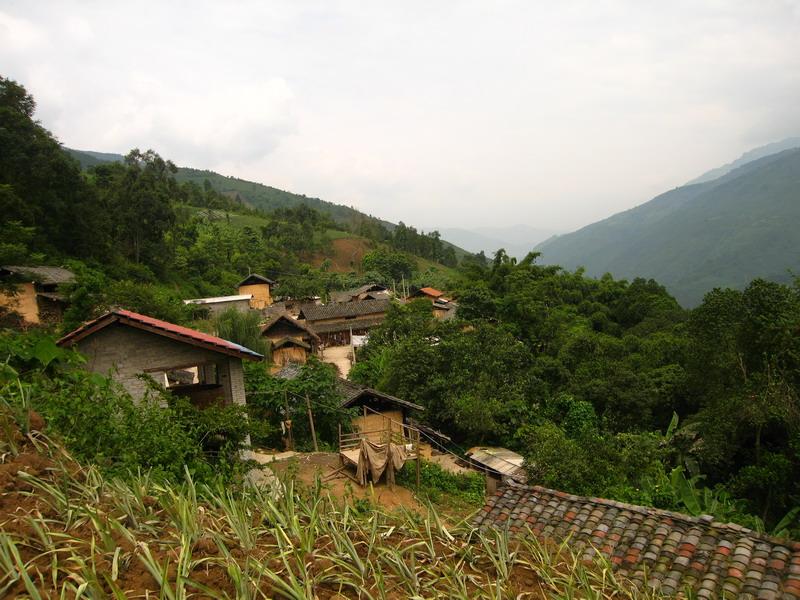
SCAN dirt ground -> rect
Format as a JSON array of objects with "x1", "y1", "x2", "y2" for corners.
[
  {"x1": 320, "y1": 345, "x2": 353, "y2": 377},
  {"x1": 310, "y1": 237, "x2": 374, "y2": 273},
  {"x1": 266, "y1": 452, "x2": 424, "y2": 512}
]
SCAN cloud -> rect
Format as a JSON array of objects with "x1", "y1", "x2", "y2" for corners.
[{"x1": 2, "y1": 1, "x2": 799, "y2": 231}]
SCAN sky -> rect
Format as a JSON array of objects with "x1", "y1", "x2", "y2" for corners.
[{"x1": 2, "y1": 1, "x2": 799, "y2": 232}]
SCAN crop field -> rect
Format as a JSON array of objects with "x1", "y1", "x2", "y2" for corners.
[{"x1": 0, "y1": 412, "x2": 666, "y2": 599}]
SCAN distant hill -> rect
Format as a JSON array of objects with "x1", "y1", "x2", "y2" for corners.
[
  {"x1": 438, "y1": 225, "x2": 559, "y2": 260},
  {"x1": 688, "y1": 137, "x2": 800, "y2": 185},
  {"x1": 64, "y1": 148, "x2": 470, "y2": 260},
  {"x1": 536, "y1": 147, "x2": 800, "y2": 307}
]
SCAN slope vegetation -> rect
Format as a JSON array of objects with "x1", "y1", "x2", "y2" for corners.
[{"x1": 537, "y1": 148, "x2": 800, "y2": 306}]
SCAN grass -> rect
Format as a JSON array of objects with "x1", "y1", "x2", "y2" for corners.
[{"x1": 0, "y1": 408, "x2": 669, "y2": 599}]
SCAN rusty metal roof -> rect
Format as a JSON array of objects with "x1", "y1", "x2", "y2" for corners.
[{"x1": 57, "y1": 309, "x2": 263, "y2": 361}]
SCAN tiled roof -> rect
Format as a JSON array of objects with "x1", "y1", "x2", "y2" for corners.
[
  {"x1": 337, "y1": 379, "x2": 424, "y2": 411},
  {"x1": 310, "y1": 315, "x2": 385, "y2": 334},
  {"x1": 1, "y1": 265, "x2": 76, "y2": 285},
  {"x1": 331, "y1": 284, "x2": 389, "y2": 303},
  {"x1": 298, "y1": 299, "x2": 390, "y2": 321},
  {"x1": 238, "y1": 273, "x2": 276, "y2": 287},
  {"x1": 474, "y1": 483, "x2": 800, "y2": 599},
  {"x1": 57, "y1": 309, "x2": 263, "y2": 361},
  {"x1": 414, "y1": 287, "x2": 444, "y2": 298},
  {"x1": 260, "y1": 312, "x2": 320, "y2": 341}
]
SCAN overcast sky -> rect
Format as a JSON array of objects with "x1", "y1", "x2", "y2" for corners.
[{"x1": 2, "y1": 1, "x2": 799, "y2": 232}]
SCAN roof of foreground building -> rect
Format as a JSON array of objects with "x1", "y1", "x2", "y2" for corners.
[{"x1": 474, "y1": 483, "x2": 800, "y2": 599}]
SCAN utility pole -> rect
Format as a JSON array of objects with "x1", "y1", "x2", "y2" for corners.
[{"x1": 305, "y1": 393, "x2": 319, "y2": 452}]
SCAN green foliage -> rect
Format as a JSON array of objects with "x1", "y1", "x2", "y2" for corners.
[
  {"x1": 244, "y1": 359, "x2": 353, "y2": 450},
  {"x1": 395, "y1": 459, "x2": 485, "y2": 507},
  {"x1": 0, "y1": 331, "x2": 250, "y2": 482},
  {"x1": 361, "y1": 248, "x2": 416, "y2": 282},
  {"x1": 212, "y1": 308, "x2": 268, "y2": 357}
]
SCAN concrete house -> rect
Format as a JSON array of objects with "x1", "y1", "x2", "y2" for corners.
[
  {"x1": 237, "y1": 274, "x2": 276, "y2": 309},
  {"x1": 0, "y1": 265, "x2": 75, "y2": 325},
  {"x1": 57, "y1": 309, "x2": 263, "y2": 407}
]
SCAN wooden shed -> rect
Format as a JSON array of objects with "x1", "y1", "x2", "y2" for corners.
[
  {"x1": 260, "y1": 312, "x2": 320, "y2": 370},
  {"x1": 238, "y1": 274, "x2": 276, "y2": 309},
  {"x1": 57, "y1": 309, "x2": 263, "y2": 408},
  {"x1": 338, "y1": 379, "x2": 423, "y2": 442}
]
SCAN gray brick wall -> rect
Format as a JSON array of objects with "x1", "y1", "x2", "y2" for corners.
[{"x1": 75, "y1": 324, "x2": 245, "y2": 405}]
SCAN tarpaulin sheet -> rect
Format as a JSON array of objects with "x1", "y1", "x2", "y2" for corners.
[{"x1": 356, "y1": 438, "x2": 408, "y2": 486}]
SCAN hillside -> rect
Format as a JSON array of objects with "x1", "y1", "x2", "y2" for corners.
[
  {"x1": 536, "y1": 148, "x2": 800, "y2": 307},
  {"x1": 65, "y1": 148, "x2": 469, "y2": 262}
]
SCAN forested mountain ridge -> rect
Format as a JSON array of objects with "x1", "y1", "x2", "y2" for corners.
[
  {"x1": 536, "y1": 147, "x2": 800, "y2": 307},
  {"x1": 65, "y1": 148, "x2": 470, "y2": 262}
]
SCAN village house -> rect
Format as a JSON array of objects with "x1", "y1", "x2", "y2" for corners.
[
  {"x1": 260, "y1": 312, "x2": 320, "y2": 371},
  {"x1": 330, "y1": 283, "x2": 390, "y2": 303},
  {"x1": 297, "y1": 298, "x2": 390, "y2": 346},
  {"x1": 237, "y1": 274, "x2": 276, "y2": 309},
  {"x1": 57, "y1": 309, "x2": 263, "y2": 407},
  {"x1": 408, "y1": 286, "x2": 457, "y2": 319},
  {"x1": 0, "y1": 265, "x2": 75, "y2": 325}
]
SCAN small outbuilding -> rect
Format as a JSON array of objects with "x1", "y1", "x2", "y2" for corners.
[
  {"x1": 57, "y1": 309, "x2": 263, "y2": 407},
  {"x1": 338, "y1": 379, "x2": 424, "y2": 442},
  {"x1": 0, "y1": 265, "x2": 75, "y2": 325},
  {"x1": 183, "y1": 294, "x2": 253, "y2": 317},
  {"x1": 237, "y1": 274, "x2": 276, "y2": 309},
  {"x1": 260, "y1": 312, "x2": 320, "y2": 370}
]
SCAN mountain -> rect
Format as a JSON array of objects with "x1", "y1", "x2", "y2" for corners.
[
  {"x1": 536, "y1": 147, "x2": 800, "y2": 307},
  {"x1": 437, "y1": 225, "x2": 558, "y2": 259},
  {"x1": 65, "y1": 148, "x2": 469, "y2": 260},
  {"x1": 688, "y1": 137, "x2": 800, "y2": 185}
]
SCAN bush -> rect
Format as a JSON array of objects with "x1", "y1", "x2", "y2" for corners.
[
  {"x1": 396, "y1": 459, "x2": 485, "y2": 507},
  {"x1": 0, "y1": 330, "x2": 251, "y2": 482}
]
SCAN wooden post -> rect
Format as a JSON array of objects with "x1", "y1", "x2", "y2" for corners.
[
  {"x1": 416, "y1": 430, "x2": 421, "y2": 491},
  {"x1": 284, "y1": 390, "x2": 294, "y2": 451},
  {"x1": 306, "y1": 393, "x2": 319, "y2": 453}
]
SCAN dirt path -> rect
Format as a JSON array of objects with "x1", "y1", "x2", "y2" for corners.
[
  {"x1": 320, "y1": 345, "x2": 353, "y2": 377},
  {"x1": 268, "y1": 452, "x2": 423, "y2": 512}
]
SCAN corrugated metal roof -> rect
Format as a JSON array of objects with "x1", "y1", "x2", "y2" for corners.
[
  {"x1": 183, "y1": 294, "x2": 252, "y2": 305},
  {"x1": 298, "y1": 299, "x2": 390, "y2": 322},
  {"x1": 57, "y1": 309, "x2": 263, "y2": 361},
  {"x1": 466, "y1": 447, "x2": 527, "y2": 482}
]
